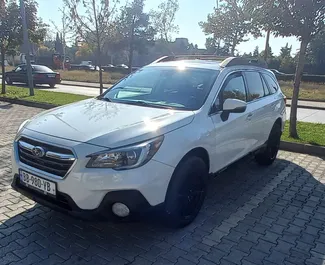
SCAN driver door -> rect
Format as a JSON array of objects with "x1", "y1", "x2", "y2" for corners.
[
  {"x1": 13, "y1": 65, "x2": 27, "y2": 83},
  {"x1": 209, "y1": 71, "x2": 254, "y2": 171}
]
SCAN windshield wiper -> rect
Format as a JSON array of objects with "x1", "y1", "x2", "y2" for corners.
[{"x1": 97, "y1": 97, "x2": 111, "y2": 102}]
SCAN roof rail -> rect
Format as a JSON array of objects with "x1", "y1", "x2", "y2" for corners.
[
  {"x1": 220, "y1": 57, "x2": 268, "y2": 68},
  {"x1": 152, "y1": 55, "x2": 228, "y2": 64},
  {"x1": 151, "y1": 55, "x2": 268, "y2": 68}
]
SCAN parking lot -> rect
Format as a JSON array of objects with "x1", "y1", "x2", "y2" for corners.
[{"x1": 1, "y1": 101, "x2": 325, "y2": 265}]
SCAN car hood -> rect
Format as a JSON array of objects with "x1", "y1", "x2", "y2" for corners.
[{"x1": 25, "y1": 98, "x2": 195, "y2": 148}]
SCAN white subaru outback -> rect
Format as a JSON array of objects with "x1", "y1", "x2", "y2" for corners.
[{"x1": 11, "y1": 56, "x2": 286, "y2": 227}]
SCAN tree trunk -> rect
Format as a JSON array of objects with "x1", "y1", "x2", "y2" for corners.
[
  {"x1": 1, "y1": 42, "x2": 6, "y2": 94},
  {"x1": 231, "y1": 33, "x2": 237, "y2": 56},
  {"x1": 128, "y1": 20, "x2": 135, "y2": 73},
  {"x1": 264, "y1": 29, "x2": 271, "y2": 62},
  {"x1": 97, "y1": 46, "x2": 103, "y2": 94},
  {"x1": 289, "y1": 38, "x2": 309, "y2": 138},
  {"x1": 92, "y1": 0, "x2": 103, "y2": 94}
]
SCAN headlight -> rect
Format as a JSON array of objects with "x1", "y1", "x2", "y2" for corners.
[
  {"x1": 17, "y1": 119, "x2": 30, "y2": 134},
  {"x1": 86, "y1": 136, "x2": 164, "y2": 170}
]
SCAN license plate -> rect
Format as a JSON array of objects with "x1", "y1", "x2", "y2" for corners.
[
  {"x1": 19, "y1": 170, "x2": 56, "y2": 196},
  {"x1": 47, "y1": 74, "x2": 55, "y2": 78}
]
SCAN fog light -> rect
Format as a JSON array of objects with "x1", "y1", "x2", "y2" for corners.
[{"x1": 112, "y1": 203, "x2": 130, "y2": 217}]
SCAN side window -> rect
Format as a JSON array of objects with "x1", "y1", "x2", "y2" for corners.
[
  {"x1": 215, "y1": 72, "x2": 246, "y2": 111},
  {"x1": 262, "y1": 73, "x2": 278, "y2": 94},
  {"x1": 244, "y1": 71, "x2": 265, "y2": 101},
  {"x1": 15, "y1": 66, "x2": 22, "y2": 72},
  {"x1": 261, "y1": 73, "x2": 270, "y2": 96}
]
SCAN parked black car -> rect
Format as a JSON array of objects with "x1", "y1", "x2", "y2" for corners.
[{"x1": 5, "y1": 64, "x2": 61, "y2": 88}]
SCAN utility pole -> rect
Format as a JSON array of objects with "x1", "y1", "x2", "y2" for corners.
[
  {"x1": 216, "y1": 0, "x2": 221, "y2": 55},
  {"x1": 20, "y1": 0, "x2": 34, "y2": 96}
]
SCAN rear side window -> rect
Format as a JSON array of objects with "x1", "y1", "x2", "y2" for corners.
[
  {"x1": 261, "y1": 74, "x2": 270, "y2": 96},
  {"x1": 33, "y1": 65, "x2": 53, "y2": 72},
  {"x1": 244, "y1": 72, "x2": 265, "y2": 101},
  {"x1": 262, "y1": 73, "x2": 278, "y2": 94}
]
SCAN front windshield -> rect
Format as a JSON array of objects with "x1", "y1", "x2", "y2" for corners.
[{"x1": 101, "y1": 66, "x2": 219, "y2": 110}]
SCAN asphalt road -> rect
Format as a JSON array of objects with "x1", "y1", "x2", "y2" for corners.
[{"x1": 2, "y1": 80, "x2": 325, "y2": 124}]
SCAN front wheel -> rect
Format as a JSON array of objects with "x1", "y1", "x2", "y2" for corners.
[
  {"x1": 255, "y1": 122, "x2": 282, "y2": 166},
  {"x1": 5, "y1": 77, "x2": 12, "y2": 85},
  {"x1": 164, "y1": 156, "x2": 208, "y2": 228}
]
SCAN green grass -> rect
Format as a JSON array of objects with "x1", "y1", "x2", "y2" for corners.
[
  {"x1": 279, "y1": 81, "x2": 325, "y2": 101},
  {"x1": 59, "y1": 70, "x2": 125, "y2": 84},
  {"x1": 282, "y1": 121, "x2": 325, "y2": 146},
  {"x1": 1, "y1": 86, "x2": 91, "y2": 106}
]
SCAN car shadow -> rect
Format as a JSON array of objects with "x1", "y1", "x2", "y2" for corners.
[{"x1": 1, "y1": 152, "x2": 325, "y2": 264}]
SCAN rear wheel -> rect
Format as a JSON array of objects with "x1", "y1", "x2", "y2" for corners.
[
  {"x1": 164, "y1": 156, "x2": 208, "y2": 228},
  {"x1": 49, "y1": 83, "x2": 56, "y2": 88},
  {"x1": 5, "y1": 76, "x2": 12, "y2": 85},
  {"x1": 255, "y1": 122, "x2": 282, "y2": 166}
]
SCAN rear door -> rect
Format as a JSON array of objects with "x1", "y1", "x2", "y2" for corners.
[{"x1": 243, "y1": 71, "x2": 274, "y2": 149}]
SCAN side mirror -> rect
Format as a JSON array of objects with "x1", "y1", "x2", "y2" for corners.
[{"x1": 223, "y1": 98, "x2": 247, "y2": 113}]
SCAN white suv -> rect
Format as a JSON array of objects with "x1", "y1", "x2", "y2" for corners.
[{"x1": 11, "y1": 56, "x2": 286, "y2": 227}]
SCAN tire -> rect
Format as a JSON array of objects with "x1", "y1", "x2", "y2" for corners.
[
  {"x1": 5, "y1": 76, "x2": 12, "y2": 85},
  {"x1": 49, "y1": 83, "x2": 56, "y2": 88},
  {"x1": 255, "y1": 122, "x2": 282, "y2": 166},
  {"x1": 164, "y1": 156, "x2": 208, "y2": 228}
]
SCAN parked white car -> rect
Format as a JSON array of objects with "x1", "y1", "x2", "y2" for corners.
[{"x1": 11, "y1": 56, "x2": 286, "y2": 227}]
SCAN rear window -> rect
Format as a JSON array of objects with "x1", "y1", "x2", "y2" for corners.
[
  {"x1": 262, "y1": 73, "x2": 278, "y2": 94},
  {"x1": 33, "y1": 65, "x2": 53, "y2": 72}
]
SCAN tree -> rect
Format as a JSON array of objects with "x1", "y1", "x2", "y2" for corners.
[
  {"x1": 259, "y1": 46, "x2": 273, "y2": 61},
  {"x1": 117, "y1": 0, "x2": 155, "y2": 71},
  {"x1": 305, "y1": 31, "x2": 325, "y2": 74},
  {"x1": 0, "y1": 0, "x2": 46, "y2": 94},
  {"x1": 279, "y1": 43, "x2": 292, "y2": 58},
  {"x1": 200, "y1": 0, "x2": 261, "y2": 56},
  {"x1": 255, "y1": 0, "x2": 325, "y2": 138},
  {"x1": 151, "y1": 0, "x2": 179, "y2": 42},
  {"x1": 247, "y1": 0, "x2": 277, "y2": 62},
  {"x1": 64, "y1": 0, "x2": 119, "y2": 94},
  {"x1": 253, "y1": 46, "x2": 259, "y2": 57},
  {"x1": 50, "y1": 7, "x2": 73, "y2": 70}
]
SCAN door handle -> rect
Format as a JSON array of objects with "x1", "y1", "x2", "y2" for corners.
[{"x1": 246, "y1": 113, "x2": 253, "y2": 121}]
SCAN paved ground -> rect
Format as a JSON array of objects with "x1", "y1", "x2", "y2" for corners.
[{"x1": 1, "y1": 101, "x2": 325, "y2": 264}]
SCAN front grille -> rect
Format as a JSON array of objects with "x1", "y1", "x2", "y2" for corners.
[{"x1": 18, "y1": 137, "x2": 75, "y2": 178}]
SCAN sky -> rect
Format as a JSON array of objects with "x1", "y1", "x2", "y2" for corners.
[{"x1": 37, "y1": 0, "x2": 300, "y2": 56}]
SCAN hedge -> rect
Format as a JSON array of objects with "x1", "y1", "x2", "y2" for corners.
[{"x1": 275, "y1": 73, "x2": 325, "y2": 83}]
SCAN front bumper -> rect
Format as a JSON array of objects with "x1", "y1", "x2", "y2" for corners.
[
  {"x1": 11, "y1": 131, "x2": 175, "y2": 215},
  {"x1": 11, "y1": 174, "x2": 161, "y2": 220}
]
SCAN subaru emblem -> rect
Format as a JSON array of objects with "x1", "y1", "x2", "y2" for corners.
[{"x1": 32, "y1": 146, "x2": 45, "y2": 158}]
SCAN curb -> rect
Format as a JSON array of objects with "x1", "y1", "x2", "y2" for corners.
[
  {"x1": 286, "y1": 98, "x2": 325, "y2": 103},
  {"x1": 286, "y1": 104, "x2": 325, "y2": 111},
  {"x1": 0, "y1": 97, "x2": 57, "y2": 110},
  {"x1": 280, "y1": 141, "x2": 325, "y2": 157}
]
